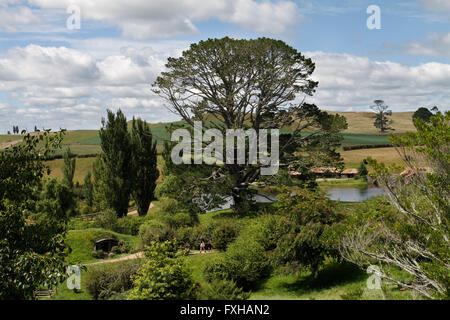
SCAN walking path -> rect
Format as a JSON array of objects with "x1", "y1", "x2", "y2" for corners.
[{"x1": 84, "y1": 249, "x2": 217, "y2": 266}]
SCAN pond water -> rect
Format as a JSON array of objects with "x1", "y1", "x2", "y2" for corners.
[
  {"x1": 205, "y1": 187, "x2": 386, "y2": 212},
  {"x1": 325, "y1": 187, "x2": 386, "y2": 202}
]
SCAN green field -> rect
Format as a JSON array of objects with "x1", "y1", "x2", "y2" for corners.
[
  {"x1": 3, "y1": 112, "x2": 411, "y2": 181},
  {"x1": 0, "y1": 134, "x2": 22, "y2": 143}
]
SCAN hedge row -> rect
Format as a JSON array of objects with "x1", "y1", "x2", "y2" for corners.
[
  {"x1": 343, "y1": 144, "x2": 393, "y2": 151},
  {"x1": 44, "y1": 153, "x2": 98, "y2": 160}
]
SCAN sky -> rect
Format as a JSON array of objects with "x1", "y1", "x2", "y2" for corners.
[{"x1": 0, "y1": 0, "x2": 449, "y2": 132}]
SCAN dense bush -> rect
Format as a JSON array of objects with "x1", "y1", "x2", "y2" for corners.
[
  {"x1": 199, "y1": 279, "x2": 250, "y2": 300},
  {"x1": 272, "y1": 189, "x2": 341, "y2": 277},
  {"x1": 113, "y1": 216, "x2": 144, "y2": 235},
  {"x1": 128, "y1": 241, "x2": 197, "y2": 300},
  {"x1": 157, "y1": 211, "x2": 197, "y2": 229},
  {"x1": 139, "y1": 220, "x2": 174, "y2": 246},
  {"x1": 204, "y1": 236, "x2": 271, "y2": 290},
  {"x1": 93, "y1": 210, "x2": 145, "y2": 235},
  {"x1": 158, "y1": 197, "x2": 179, "y2": 215},
  {"x1": 211, "y1": 219, "x2": 240, "y2": 251},
  {"x1": 85, "y1": 260, "x2": 142, "y2": 300}
]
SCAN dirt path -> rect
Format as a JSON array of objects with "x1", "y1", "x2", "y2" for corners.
[
  {"x1": 0, "y1": 139, "x2": 22, "y2": 149},
  {"x1": 127, "y1": 202, "x2": 155, "y2": 216},
  {"x1": 84, "y1": 252, "x2": 145, "y2": 266},
  {"x1": 84, "y1": 249, "x2": 217, "y2": 266}
]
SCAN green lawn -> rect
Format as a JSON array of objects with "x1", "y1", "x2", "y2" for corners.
[
  {"x1": 65, "y1": 228, "x2": 139, "y2": 264},
  {"x1": 317, "y1": 178, "x2": 369, "y2": 189},
  {"x1": 251, "y1": 261, "x2": 413, "y2": 300}
]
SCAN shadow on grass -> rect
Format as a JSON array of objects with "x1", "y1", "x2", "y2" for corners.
[{"x1": 278, "y1": 262, "x2": 366, "y2": 295}]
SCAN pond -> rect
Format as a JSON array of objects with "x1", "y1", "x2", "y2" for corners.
[
  {"x1": 325, "y1": 187, "x2": 386, "y2": 202},
  {"x1": 205, "y1": 187, "x2": 386, "y2": 212}
]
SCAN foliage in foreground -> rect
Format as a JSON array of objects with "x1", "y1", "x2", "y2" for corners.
[
  {"x1": 128, "y1": 241, "x2": 197, "y2": 300},
  {"x1": 0, "y1": 130, "x2": 68, "y2": 299},
  {"x1": 85, "y1": 260, "x2": 142, "y2": 300},
  {"x1": 338, "y1": 111, "x2": 449, "y2": 299}
]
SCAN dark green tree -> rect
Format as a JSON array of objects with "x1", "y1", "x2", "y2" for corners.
[
  {"x1": 153, "y1": 37, "x2": 347, "y2": 214},
  {"x1": 412, "y1": 107, "x2": 433, "y2": 123},
  {"x1": 83, "y1": 171, "x2": 94, "y2": 207},
  {"x1": 358, "y1": 160, "x2": 368, "y2": 180},
  {"x1": 98, "y1": 109, "x2": 133, "y2": 217},
  {"x1": 371, "y1": 100, "x2": 394, "y2": 132},
  {"x1": 62, "y1": 147, "x2": 76, "y2": 188},
  {"x1": 0, "y1": 130, "x2": 68, "y2": 299},
  {"x1": 130, "y1": 118, "x2": 159, "y2": 216}
]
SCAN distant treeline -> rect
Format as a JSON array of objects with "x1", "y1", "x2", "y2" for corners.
[
  {"x1": 44, "y1": 153, "x2": 98, "y2": 161},
  {"x1": 343, "y1": 143, "x2": 393, "y2": 151}
]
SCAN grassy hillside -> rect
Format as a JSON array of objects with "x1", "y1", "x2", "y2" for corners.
[
  {"x1": 328, "y1": 111, "x2": 415, "y2": 134},
  {"x1": 3, "y1": 112, "x2": 413, "y2": 180}
]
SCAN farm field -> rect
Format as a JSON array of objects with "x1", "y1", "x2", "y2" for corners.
[
  {"x1": 341, "y1": 147, "x2": 403, "y2": 168},
  {"x1": 328, "y1": 111, "x2": 415, "y2": 134},
  {"x1": 4, "y1": 113, "x2": 410, "y2": 181},
  {"x1": 45, "y1": 157, "x2": 96, "y2": 183}
]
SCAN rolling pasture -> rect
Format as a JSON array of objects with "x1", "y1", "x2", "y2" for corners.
[{"x1": 1, "y1": 112, "x2": 413, "y2": 181}]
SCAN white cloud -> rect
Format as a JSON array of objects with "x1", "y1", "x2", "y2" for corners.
[
  {"x1": 19, "y1": 0, "x2": 301, "y2": 39},
  {"x1": 305, "y1": 51, "x2": 450, "y2": 111},
  {"x1": 0, "y1": 44, "x2": 180, "y2": 130},
  {"x1": 1, "y1": 44, "x2": 449, "y2": 132},
  {"x1": 395, "y1": 32, "x2": 450, "y2": 58}
]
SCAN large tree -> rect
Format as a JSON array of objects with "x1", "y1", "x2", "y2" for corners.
[
  {"x1": 412, "y1": 107, "x2": 433, "y2": 123},
  {"x1": 97, "y1": 109, "x2": 133, "y2": 217},
  {"x1": 130, "y1": 118, "x2": 159, "y2": 216},
  {"x1": 371, "y1": 100, "x2": 394, "y2": 133},
  {"x1": 153, "y1": 37, "x2": 347, "y2": 213}
]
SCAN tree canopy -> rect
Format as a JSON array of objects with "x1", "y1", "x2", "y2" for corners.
[{"x1": 153, "y1": 37, "x2": 347, "y2": 213}]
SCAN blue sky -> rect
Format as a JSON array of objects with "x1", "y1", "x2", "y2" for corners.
[{"x1": 0, "y1": 0, "x2": 449, "y2": 131}]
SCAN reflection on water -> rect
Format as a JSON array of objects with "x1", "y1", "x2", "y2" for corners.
[{"x1": 326, "y1": 187, "x2": 386, "y2": 202}]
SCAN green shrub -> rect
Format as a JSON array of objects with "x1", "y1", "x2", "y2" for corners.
[
  {"x1": 94, "y1": 210, "x2": 117, "y2": 231},
  {"x1": 173, "y1": 224, "x2": 211, "y2": 249},
  {"x1": 128, "y1": 241, "x2": 197, "y2": 300},
  {"x1": 199, "y1": 279, "x2": 250, "y2": 300},
  {"x1": 204, "y1": 236, "x2": 270, "y2": 290},
  {"x1": 139, "y1": 220, "x2": 174, "y2": 246},
  {"x1": 114, "y1": 216, "x2": 144, "y2": 235},
  {"x1": 85, "y1": 260, "x2": 142, "y2": 300},
  {"x1": 158, "y1": 196, "x2": 179, "y2": 215},
  {"x1": 211, "y1": 219, "x2": 240, "y2": 251},
  {"x1": 272, "y1": 189, "x2": 341, "y2": 277},
  {"x1": 158, "y1": 211, "x2": 197, "y2": 229}
]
